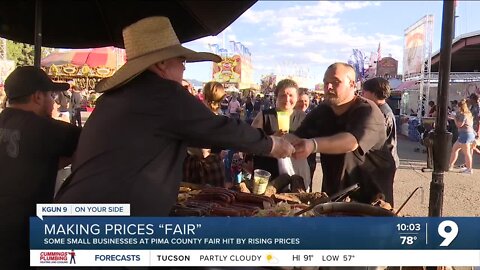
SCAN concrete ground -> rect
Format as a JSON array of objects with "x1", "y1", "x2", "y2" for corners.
[{"x1": 311, "y1": 135, "x2": 480, "y2": 217}]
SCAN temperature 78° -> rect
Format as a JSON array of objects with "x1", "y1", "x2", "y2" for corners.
[{"x1": 400, "y1": 235, "x2": 418, "y2": 245}]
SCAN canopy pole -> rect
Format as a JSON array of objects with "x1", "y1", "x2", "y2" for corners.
[
  {"x1": 428, "y1": 0, "x2": 455, "y2": 217},
  {"x1": 34, "y1": 0, "x2": 42, "y2": 68}
]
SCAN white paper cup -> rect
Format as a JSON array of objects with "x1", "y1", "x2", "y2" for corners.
[{"x1": 252, "y1": 169, "x2": 271, "y2": 194}]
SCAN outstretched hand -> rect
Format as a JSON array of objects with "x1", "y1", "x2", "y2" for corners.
[
  {"x1": 292, "y1": 139, "x2": 315, "y2": 159},
  {"x1": 269, "y1": 135, "x2": 295, "y2": 158}
]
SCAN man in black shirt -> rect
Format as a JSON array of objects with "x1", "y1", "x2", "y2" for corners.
[
  {"x1": 0, "y1": 66, "x2": 81, "y2": 269},
  {"x1": 55, "y1": 16, "x2": 294, "y2": 216},
  {"x1": 292, "y1": 62, "x2": 393, "y2": 205},
  {"x1": 362, "y1": 77, "x2": 399, "y2": 204}
]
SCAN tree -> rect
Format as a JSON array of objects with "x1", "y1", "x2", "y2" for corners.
[
  {"x1": 260, "y1": 73, "x2": 276, "y2": 93},
  {"x1": 7, "y1": 41, "x2": 34, "y2": 66},
  {"x1": 6, "y1": 40, "x2": 56, "y2": 67}
]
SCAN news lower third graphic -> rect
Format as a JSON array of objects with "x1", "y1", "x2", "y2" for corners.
[{"x1": 30, "y1": 204, "x2": 480, "y2": 267}]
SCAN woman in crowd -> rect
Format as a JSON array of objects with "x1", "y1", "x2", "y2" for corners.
[
  {"x1": 295, "y1": 88, "x2": 312, "y2": 113},
  {"x1": 227, "y1": 95, "x2": 241, "y2": 119},
  {"x1": 251, "y1": 79, "x2": 310, "y2": 189},
  {"x1": 183, "y1": 81, "x2": 228, "y2": 186},
  {"x1": 449, "y1": 99, "x2": 476, "y2": 174},
  {"x1": 427, "y1": 100, "x2": 437, "y2": 117}
]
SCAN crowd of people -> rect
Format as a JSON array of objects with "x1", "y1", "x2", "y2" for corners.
[
  {"x1": 177, "y1": 79, "x2": 325, "y2": 189},
  {"x1": 422, "y1": 95, "x2": 480, "y2": 174},
  {"x1": 180, "y1": 79, "x2": 322, "y2": 126},
  {"x1": 0, "y1": 15, "x2": 479, "y2": 269}
]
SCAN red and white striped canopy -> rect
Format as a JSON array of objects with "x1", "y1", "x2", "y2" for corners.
[{"x1": 41, "y1": 46, "x2": 125, "y2": 69}]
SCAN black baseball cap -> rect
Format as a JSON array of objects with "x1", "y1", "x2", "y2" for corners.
[{"x1": 4, "y1": 66, "x2": 70, "y2": 99}]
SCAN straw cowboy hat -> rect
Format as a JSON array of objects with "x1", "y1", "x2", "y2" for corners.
[{"x1": 96, "y1": 16, "x2": 221, "y2": 93}]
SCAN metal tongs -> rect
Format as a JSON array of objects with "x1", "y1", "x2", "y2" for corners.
[{"x1": 294, "y1": 183, "x2": 360, "y2": 216}]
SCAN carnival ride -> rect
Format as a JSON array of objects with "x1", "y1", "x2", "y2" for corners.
[{"x1": 41, "y1": 46, "x2": 125, "y2": 90}]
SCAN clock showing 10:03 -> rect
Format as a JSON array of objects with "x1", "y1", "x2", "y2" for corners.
[{"x1": 396, "y1": 223, "x2": 421, "y2": 232}]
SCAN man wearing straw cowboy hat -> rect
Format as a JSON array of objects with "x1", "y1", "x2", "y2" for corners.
[{"x1": 55, "y1": 16, "x2": 295, "y2": 215}]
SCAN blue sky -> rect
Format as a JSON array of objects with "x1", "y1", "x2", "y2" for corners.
[{"x1": 183, "y1": 0, "x2": 480, "y2": 88}]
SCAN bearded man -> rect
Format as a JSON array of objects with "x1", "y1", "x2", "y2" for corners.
[{"x1": 291, "y1": 62, "x2": 394, "y2": 205}]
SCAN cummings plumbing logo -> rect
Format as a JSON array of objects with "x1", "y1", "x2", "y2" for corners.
[
  {"x1": 39, "y1": 251, "x2": 68, "y2": 264},
  {"x1": 39, "y1": 250, "x2": 76, "y2": 264}
]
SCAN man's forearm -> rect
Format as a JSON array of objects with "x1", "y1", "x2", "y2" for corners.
[{"x1": 314, "y1": 132, "x2": 358, "y2": 154}]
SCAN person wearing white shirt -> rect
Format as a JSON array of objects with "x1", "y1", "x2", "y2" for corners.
[{"x1": 228, "y1": 95, "x2": 241, "y2": 119}]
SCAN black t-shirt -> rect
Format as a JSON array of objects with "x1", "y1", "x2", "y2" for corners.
[
  {"x1": 295, "y1": 97, "x2": 395, "y2": 204},
  {"x1": 379, "y1": 103, "x2": 399, "y2": 169},
  {"x1": 55, "y1": 71, "x2": 273, "y2": 216},
  {"x1": 0, "y1": 108, "x2": 80, "y2": 268}
]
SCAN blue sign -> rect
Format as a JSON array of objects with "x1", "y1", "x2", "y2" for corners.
[{"x1": 30, "y1": 217, "x2": 480, "y2": 250}]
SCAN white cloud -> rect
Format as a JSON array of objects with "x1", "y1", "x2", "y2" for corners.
[
  {"x1": 186, "y1": 1, "x2": 402, "y2": 87},
  {"x1": 195, "y1": 36, "x2": 220, "y2": 46},
  {"x1": 270, "y1": 15, "x2": 403, "y2": 59},
  {"x1": 302, "y1": 52, "x2": 337, "y2": 65},
  {"x1": 242, "y1": 41, "x2": 254, "y2": 47},
  {"x1": 227, "y1": 35, "x2": 237, "y2": 42},
  {"x1": 253, "y1": 54, "x2": 276, "y2": 62},
  {"x1": 238, "y1": 1, "x2": 385, "y2": 49},
  {"x1": 253, "y1": 63, "x2": 273, "y2": 72},
  {"x1": 241, "y1": 9, "x2": 276, "y2": 24},
  {"x1": 344, "y1": 1, "x2": 377, "y2": 10},
  {"x1": 302, "y1": 1, "x2": 346, "y2": 17},
  {"x1": 283, "y1": 53, "x2": 297, "y2": 58},
  {"x1": 244, "y1": 1, "x2": 379, "y2": 24}
]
